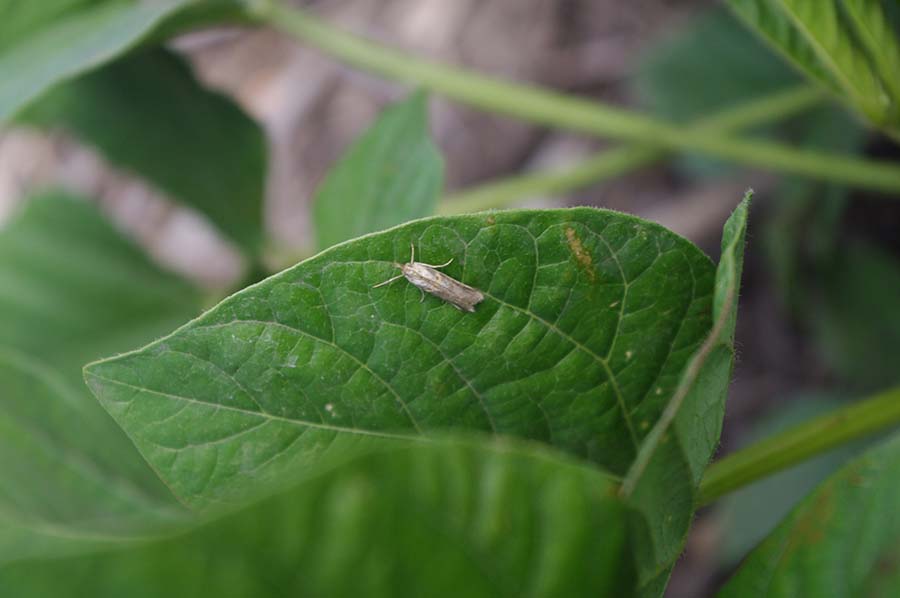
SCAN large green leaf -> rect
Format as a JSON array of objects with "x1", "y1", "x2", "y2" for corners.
[
  {"x1": 313, "y1": 92, "x2": 443, "y2": 251},
  {"x1": 0, "y1": 349, "x2": 184, "y2": 565},
  {"x1": 716, "y1": 395, "x2": 866, "y2": 566},
  {"x1": 0, "y1": 0, "x2": 237, "y2": 121},
  {"x1": 85, "y1": 208, "x2": 717, "y2": 508},
  {"x1": 0, "y1": 437, "x2": 635, "y2": 597},
  {"x1": 20, "y1": 48, "x2": 267, "y2": 255},
  {"x1": 0, "y1": 194, "x2": 203, "y2": 560},
  {"x1": 720, "y1": 431, "x2": 900, "y2": 597},
  {"x1": 621, "y1": 195, "x2": 749, "y2": 593},
  {"x1": 727, "y1": 0, "x2": 892, "y2": 127},
  {"x1": 0, "y1": 194, "x2": 202, "y2": 382}
]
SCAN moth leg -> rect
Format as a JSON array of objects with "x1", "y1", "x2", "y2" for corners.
[
  {"x1": 409, "y1": 242, "x2": 416, "y2": 264},
  {"x1": 419, "y1": 288, "x2": 426, "y2": 302},
  {"x1": 423, "y1": 258, "x2": 453, "y2": 269},
  {"x1": 373, "y1": 274, "x2": 404, "y2": 288}
]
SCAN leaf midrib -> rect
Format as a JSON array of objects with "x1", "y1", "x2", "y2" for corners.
[{"x1": 84, "y1": 371, "x2": 417, "y2": 442}]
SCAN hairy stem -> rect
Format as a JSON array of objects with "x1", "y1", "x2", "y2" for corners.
[
  {"x1": 247, "y1": 1, "x2": 900, "y2": 193},
  {"x1": 440, "y1": 86, "x2": 825, "y2": 213},
  {"x1": 698, "y1": 386, "x2": 900, "y2": 505}
]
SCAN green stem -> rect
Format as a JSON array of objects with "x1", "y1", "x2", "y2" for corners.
[
  {"x1": 247, "y1": 1, "x2": 900, "y2": 194},
  {"x1": 440, "y1": 86, "x2": 826, "y2": 213},
  {"x1": 440, "y1": 146, "x2": 659, "y2": 214},
  {"x1": 698, "y1": 386, "x2": 900, "y2": 506}
]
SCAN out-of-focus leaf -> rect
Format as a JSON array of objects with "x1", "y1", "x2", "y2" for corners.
[
  {"x1": 637, "y1": 8, "x2": 798, "y2": 123},
  {"x1": 0, "y1": 0, "x2": 241, "y2": 121},
  {"x1": 716, "y1": 395, "x2": 867, "y2": 565},
  {"x1": 0, "y1": 194, "x2": 203, "y2": 560},
  {"x1": 621, "y1": 195, "x2": 749, "y2": 592},
  {"x1": 20, "y1": 48, "x2": 267, "y2": 255},
  {"x1": 720, "y1": 431, "x2": 900, "y2": 597},
  {"x1": 85, "y1": 207, "x2": 718, "y2": 508},
  {"x1": 635, "y1": 8, "x2": 801, "y2": 177},
  {"x1": 0, "y1": 194, "x2": 202, "y2": 382},
  {"x1": 0, "y1": 349, "x2": 184, "y2": 565},
  {"x1": 0, "y1": 437, "x2": 635, "y2": 598},
  {"x1": 763, "y1": 104, "x2": 866, "y2": 310},
  {"x1": 841, "y1": 0, "x2": 900, "y2": 112},
  {"x1": 813, "y1": 241, "x2": 900, "y2": 390},
  {"x1": 727, "y1": 0, "x2": 892, "y2": 128},
  {"x1": 313, "y1": 92, "x2": 443, "y2": 250}
]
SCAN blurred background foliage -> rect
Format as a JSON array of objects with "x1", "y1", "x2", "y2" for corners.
[{"x1": 1, "y1": 0, "x2": 899, "y2": 595}]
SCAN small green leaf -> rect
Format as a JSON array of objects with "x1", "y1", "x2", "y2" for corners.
[
  {"x1": 0, "y1": 349, "x2": 184, "y2": 565},
  {"x1": 720, "y1": 431, "x2": 900, "y2": 597},
  {"x1": 0, "y1": 437, "x2": 635, "y2": 597},
  {"x1": 313, "y1": 92, "x2": 444, "y2": 250},
  {"x1": 19, "y1": 48, "x2": 267, "y2": 255},
  {"x1": 0, "y1": 0, "x2": 229, "y2": 121},
  {"x1": 0, "y1": 194, "x2": 202, "y2": 383},
  {"x1": 85, "y1": 208, "x2": 716, "y2": 508},
  {"x1": 727, "y1": 0, "x2": 891, "y2": 126},
  {"x1": 621, "y1": 195, "x2": 749, "y2": 591}
]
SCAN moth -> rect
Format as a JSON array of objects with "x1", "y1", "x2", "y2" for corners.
[{"x1": 373, "y1": 243, "x2": 485, "y2": 312}]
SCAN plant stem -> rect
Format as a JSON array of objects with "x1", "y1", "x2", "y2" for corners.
[
  {"x1": 698, "y1": 386, "x2": 900, "y2": 505},
  {"x1": 440, "y1": 86, "x2": 826, "y2": 213},
  {"x1": 247, "y1": 1, "x2": 900, "y2": 194},
  {"x1": 440, "y1": 146, "x2": 659, "y2": 214}
]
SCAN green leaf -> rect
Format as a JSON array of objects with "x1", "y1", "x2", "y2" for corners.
[
  {"x1": 841, "y1": 0, "x2": 900, "y2": 116},
  {"x1": 0, "y1": 194, "x2": 202, "y2": 383},
  {"x1": 636, "y1": 7, "x2": 801, "y2": 177},
  {"x1": 637, "y1": 8, "x2": 799, "y2": 124},
  {"x1": 727, "y1": 0, "x2": 891, "y2": 126},
  {"x1": 0, "y1": 348, "x2": 184, "y2": 565},
  {"x1": 720, "y1": 431, "x2": 900, "y2": 597},
  {"x1": 726, "y1": 0, "x2": 838, "y2": 91},
  {"x1": 84, "y1": 208, "x2": 717, "y2": 508},
  {"x1": 621, "y1": 195, "x2": 749, "y2": 592},
  {"x1": 19, "y1": 48, "x2": 267, "y2": 255},
  {"x1": 763, "y1": 103, "x2": 866, "y2": 310},
  {"x1": 813, "y1": 241, "x2": 900, "y2": 390},
  {"x1": 313, "y1": 92, "x2": 443, "y2": 251},
  {"x1": 0, "y1": 0, "x2": 226, "y2": 121},
  {"x1": 0, "y1": 437, "x2": 636, "y2": 597},
  {"x1": 716, "y1": 394, "x2": 867, "y2": 566},
  {"x1": 0, "y1": 194, "x2": 203, "y2": 559}
]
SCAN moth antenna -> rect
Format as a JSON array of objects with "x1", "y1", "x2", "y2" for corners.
[
  {"x1": 373, "y1": 274, "x2": 404, "y2": 288},
  {"x1": 433, "y1": 258, "x2": 453, "y2": 269}
]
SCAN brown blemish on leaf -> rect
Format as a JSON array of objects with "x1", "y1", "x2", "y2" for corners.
[
  {"x1": 786, "y1": 484, "x2": 835, "y2": 556},
  {"x1": 485, "y1": 215, "x2": 496, "y2": 226},
  {"x1": 565, "y1": 227, "x2": 596, "y2": 282},
  {"x1": 876, "y1": 547, "x2": 900, "y2": 575}
]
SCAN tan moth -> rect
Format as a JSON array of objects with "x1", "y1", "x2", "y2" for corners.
[{"x1": 373, "y1": 243, "x2": 485, "y2": 312}]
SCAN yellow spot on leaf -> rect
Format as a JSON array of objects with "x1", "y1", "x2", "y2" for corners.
[{"x1": 565, "y1": 227, "x2": 596, "y2": 282}]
